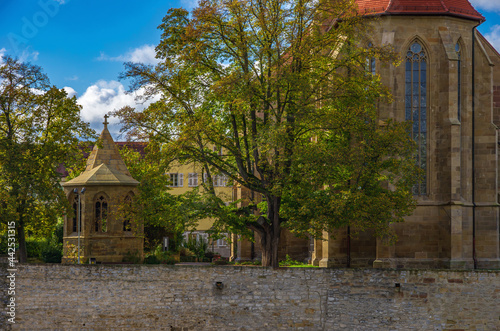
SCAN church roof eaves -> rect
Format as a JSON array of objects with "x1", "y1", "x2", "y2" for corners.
[
  {"x1": 356, "y1": 0, "x2": 485, "y2": 22},
  {"x1": 62, "y1": 163, "x2": 139, "y2": 187}
]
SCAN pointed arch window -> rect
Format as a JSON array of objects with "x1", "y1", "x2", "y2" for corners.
[
  {"x1": 94, "y1": 195, "x2": 108, "y2": 232},
  {"x1": 72, "y1": 194, "x2": 81, "y2": 233},
  {"x1": 123, "y1": 195, "x2": 132, "y2": 231},
  {"x1": 405, "y1": 41, "x2": 427, "y2": 195}
]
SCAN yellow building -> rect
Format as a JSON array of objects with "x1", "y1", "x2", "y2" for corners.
[{"x1": 167, "y1": 155, "x2": 234, "y2": 257}]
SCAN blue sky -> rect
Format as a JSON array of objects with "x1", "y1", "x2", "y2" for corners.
[{"x1": 1, "y1": 0, "x2": 499, "y2": 139}]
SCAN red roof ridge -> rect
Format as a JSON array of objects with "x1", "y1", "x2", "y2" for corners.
[
  {"x1": 439, "y1": 0, "x2": 448, "y2": 12},
  {"x1": 356, "y1": 0, "x2": 485, "y2": 22},
  {"x1": 386, "y1": 0, "x2": 394, "y2": 12}
]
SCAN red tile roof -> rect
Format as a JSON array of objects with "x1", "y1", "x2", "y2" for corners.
[{"x1": 356, "y1": 0, "x2": 484, "y2": 21}]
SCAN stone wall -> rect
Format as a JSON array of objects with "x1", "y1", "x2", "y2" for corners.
[{"x1": 1, "y1": 264, "x2": 499, "y2": 330}]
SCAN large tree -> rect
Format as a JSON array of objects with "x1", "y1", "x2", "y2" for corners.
[
  {"x1": 0, "y1": 56, "x2": 95, "y2": 262},
  {"x1": 114, "y1": 0, "x2": 419, "y2": 267},
  {"x1": 117, "y1": 142, "x2": 207, "y2": 251}
]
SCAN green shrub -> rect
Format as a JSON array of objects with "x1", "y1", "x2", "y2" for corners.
[
  {"x1": 179, "y1": 247, "x2": 195, "y2": 257},
  {"x1": 144, "y1": 245, "x2": 176, "y2": 265},
  {"x1": 160, "y1": 254, "x2": 176, "y2": 265},
  {"x1": 40, "y1": 244, "x2": 62, "y2": 263},
  {"x1": 279, "y1": 254, "x2": 303, "y2": 267},
  {"x1": 182, "y1": 236, "x2": 208, "y2": 259},
  {"x1": 0, "y1": 232, "x2": 8, "y2": 255},
  {"x1": 52, "y1": 220, "x2": 64, "y2": 245},
  {"x1": 26, "y1": 237, "x2": 46, "y2": 258},
  {"x1": 144, "y1": 255, "x2": 160, "y2": 264}
]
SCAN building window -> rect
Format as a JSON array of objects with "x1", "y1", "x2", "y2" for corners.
[
  {"x1": 366, "y1": 42, "x2": 376, "y2": 75},
  {"x1": 202, "y1": 172, "x2": 228, "y2": 187},
  {"x1": 168, "y1": 173, "x2": 184, "y2": 187},
  {"x1": 72, "y1": 194, "x2": 80, "y2": 233},
  {"x1": 123, "y1": 195, "x2": 132, "y2": 231},
  {"x1": 456, "y1": 42, "x2": 461, "y2": 121},
  {"x1": 95, "y1": 195, "x2": 108, "y2": 232},
  {"x1": 188, "y1": 173, "x2": 198, "y2": 187},
  {"x1": 405, "y1": 41, "x2": 427, "y2": 195},
  {"x1": 213, "y1": 174, "x2": 228, "y2": 187}
]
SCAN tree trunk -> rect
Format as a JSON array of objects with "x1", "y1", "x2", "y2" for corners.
[
  {"x1": 18, "y1": 220, "x2": 27, "y2": 263},
  {"x1": 259, "y1": 196, "x2": 282, "y2": 268},
  {"x1": 260, "y1": 230, "x2": 273, "y2": 267}
]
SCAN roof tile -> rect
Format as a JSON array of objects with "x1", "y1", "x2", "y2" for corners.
[{"x1": 356, "y1": 0, "x2": 484, "y2": 21}]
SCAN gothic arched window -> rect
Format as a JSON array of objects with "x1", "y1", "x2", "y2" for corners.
[
  {"x1": 405, "y1": 41, "x2": 427, "y2": 195},
  {"x1": 94, "y1": 195, "x2": 108, "y2": 232},
  {"x1": 123, "y1": 195, "x2": 132, "y2": 231},
  {"x1": 72, "y1": 194, "x2": 78, "y2": 233}
]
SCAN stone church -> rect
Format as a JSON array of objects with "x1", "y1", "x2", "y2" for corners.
[
  {"x1": 233, "y1": 0, "x2": 500, "y2": 269},
  {"x1": 62, "y1": 116, "x2": 143, "y2": 263}
]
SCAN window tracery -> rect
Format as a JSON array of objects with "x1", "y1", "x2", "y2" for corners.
[
  {"x1": 123, "y1": 195, "x2": 132, "y2": 232},
  {"x1": 405, "y1": 41, "x2": 427, "y2": 195},
  {"x1": 94, "y1": 195, "x2": 108, "y2": 232}
]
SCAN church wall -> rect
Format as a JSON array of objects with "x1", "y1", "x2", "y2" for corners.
[
  {"x1": 4, "y1": 264, "x2": 500, "y2": 330},
  {"x1": 356, "y1": 15, "x2": 500, "y2": 269}
]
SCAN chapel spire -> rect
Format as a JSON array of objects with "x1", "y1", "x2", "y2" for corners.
[{"x1": 84, "y1": 114, "x2": 132, "y2": 177}]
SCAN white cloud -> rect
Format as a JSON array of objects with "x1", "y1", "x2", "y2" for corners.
[
  {"x1": 76, "y1": 80, "x2": 160, "y2": 134},
  {"x1": 0, "y1": 48, "x2": 6, "y2": 62},
  {"x1": 484, "y1": 25, "x2": 500, "y2": 53},
  {"x1": 63, "y1": 86, "x2": 77, "y2": 98},
  {"x1": 470, "y1": 0, "x2": 500, "y2": 13},
  {"x1": 97, "y1": 44, "x2": 158, "y2": 65},
  {"x1": 65, "y1": 75, "x2": 78, "y2": 81},
  {"x1": 0, "y1": 48, "x2": 39, "y2": 63},
  {"x1": 18, "y1": 50, "x2": 40, "y2": 62},
  {"x1": 180, "y1": 0, "x2": 198, "y2": 10}
]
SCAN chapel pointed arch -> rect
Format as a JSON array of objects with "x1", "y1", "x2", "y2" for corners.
[
  {"x1": 123, "y1": 191, "x2": 135, "y2": 232},
  {"x1": 93, "y1": 191, "x2": 110, "y2": 233},
  {"x1": 67, "y1": 191, "x2": 80, "y2": 235}
]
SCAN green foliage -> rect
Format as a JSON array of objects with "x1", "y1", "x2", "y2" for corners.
[
  {"x1": 40, "y1": 244, "x2": 62, "y2": 263},
  {"x1": 114, "y1": 0, "x2": 419, "y2": 267},
  {"x1": 144, "y1": 244, "x2": 177, "y2": 264},
  {"x1": 279, "y1": 254, "x2": 303, "y2": 267},
  {"x1": 0, "y1": 56, "x2": 96, "y2": 262},
  {"x1": 23, "y1": 220, "x2": 63, "y2": 263},
  {"x1": 122, "y1": 250, "x2": 142, "y2": 263},
  {"x1": 26, "y1": 237, "x2": 45, "y2": 259},
  {"x1": 182, "y1": 236, "x2": 208, "y2": 259},
  {"x1": 117, "y1": 145, "x2": 206, "y2": 249},
  {"x1": 144, "y1": 255, "x2": 161, "y2": 264}
]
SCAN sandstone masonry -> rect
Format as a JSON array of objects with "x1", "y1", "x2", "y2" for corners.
[{"x1": 1, "y1": 264, "x2": 498, "y2": 330}]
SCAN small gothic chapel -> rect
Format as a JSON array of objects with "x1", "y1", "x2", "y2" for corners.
[{"x1": 62, "y1": 115, "x2": 143, "y2": 263}]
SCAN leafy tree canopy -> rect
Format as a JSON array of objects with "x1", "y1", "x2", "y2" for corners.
[
  {"x1": 0, "y1": 56, "x2": 96, "y2": 262},
  {"x1": 113, "y1": 0, "x2": 419, "y2": 267},
  {"x1": 117, "y1": 142, "x2": 208, "y2": 251}
]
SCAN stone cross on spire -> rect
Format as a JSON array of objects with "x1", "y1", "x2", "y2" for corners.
[{"x1": 103, "y1": 114, "x2": 109, "y2": 128}]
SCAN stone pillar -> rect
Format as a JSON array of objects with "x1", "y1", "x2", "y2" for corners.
[
  {"x1": 373, "y1": 237, "x2": 395, "y2": 268},
  {"x1": 311, "y1": 238, "x2": 323, "y2": 266},
  {"x1": 319, "y1": 229, "x2": 348, "y2": 268}
]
